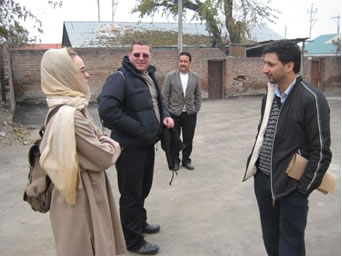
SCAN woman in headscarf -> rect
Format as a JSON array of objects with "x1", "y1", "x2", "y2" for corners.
[{"x1": 39, "y1": 48, "x2": 126, "y2": 255}]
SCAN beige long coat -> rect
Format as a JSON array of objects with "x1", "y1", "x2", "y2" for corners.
[{"x1": 40, "y1": 109, "x2": 126, "y2": 255}]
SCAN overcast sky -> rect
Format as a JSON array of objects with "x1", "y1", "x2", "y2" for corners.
[{"x1": 17, "y1": 0, "x2": 341, "y2": 43}]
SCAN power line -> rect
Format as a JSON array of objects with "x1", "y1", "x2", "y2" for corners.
[{"x1": 307, "y1": 3, "x2": 317, "y2": 39}]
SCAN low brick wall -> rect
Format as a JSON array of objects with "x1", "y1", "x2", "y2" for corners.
[
  {"x1": 1, "y1": 46, "x2": 340, "y2": 107},
  {"x1": 9, "y1": 47, "x2": 227, "y2": 104},
  {"x1": 319, "y1": 56, "x2": 341, "y2": 90},
  {"x1": 224, "y1": 57, "x2": 266, "y2": 97}
]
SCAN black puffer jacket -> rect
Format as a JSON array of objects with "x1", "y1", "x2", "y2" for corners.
[
  {"x1": 244, "y1": 76, "x2": 332, "y2": 199},
  {"x1": 98, "y1": 56, "x2": 170, "y2": 148}
]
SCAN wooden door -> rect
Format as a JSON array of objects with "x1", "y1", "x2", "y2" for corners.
[
  {"x1": 208, "y1": 61, "x2": 223, "y2": 99},
  {"x1": 311, "y1": 60, "x2": 320, "y2": 89}
]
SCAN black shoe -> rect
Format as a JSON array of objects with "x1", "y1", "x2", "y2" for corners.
[
  {"x1": 182, "y1": 163, "x2": 195, "y2": 170},
  {"x1": 173, "y1": 162, "x2": 180, "y2": 171},
  {"x1": 130, "y1": 242, "x2": 159, "y2": 255},
  {"x1": 143, "y1": 223, "x2": 160, "y2": 234}
]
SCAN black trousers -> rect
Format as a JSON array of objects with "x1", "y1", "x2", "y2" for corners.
[
  {"x1": 171, "y1": 112, "x2": 197, "y2": 165},
  {"x1": 254, "y1": 171, "x2": 308, "y2": 256},
  {"x1": 115, "y1": 146, "x2": 155, "y2": 250}
]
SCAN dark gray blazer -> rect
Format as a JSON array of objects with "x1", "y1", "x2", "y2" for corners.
[{"x1": 162, "y1": 70, "x2": 202, "y2": 116}]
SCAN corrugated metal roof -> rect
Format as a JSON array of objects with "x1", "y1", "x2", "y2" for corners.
[
  {"x1": 304, "y1": 34, "x2": 340, "y2": 56},
  {"x1": 248, "y1": 25, "x2": 283, "y2": 42},
  {"x1": 63, "y1": 21, "x2": 283, "y2": 48}
]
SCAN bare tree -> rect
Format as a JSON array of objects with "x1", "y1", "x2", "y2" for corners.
[
  {"x1": 0, "y1": 0, "x2": 62, "y2": 46},
  {"x1": 332, "y1": 37, "x2": 341, "y2": 55},
  {"x1": 133, "y1": 0, "x2": 278, "y2": 55}
]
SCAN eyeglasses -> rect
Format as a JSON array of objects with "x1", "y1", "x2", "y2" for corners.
[
  {"x1": 80, "y1": 67, "x2": 88, "y2": 74},
  {"x1": 132, "y1": 53, "x2": 150, "y2": 59}
]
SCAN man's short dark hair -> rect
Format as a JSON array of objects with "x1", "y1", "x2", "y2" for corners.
[
  {"x1": 130, "y1": 40, "x2": 151, "y2": 52},
  {"x1": 264, "y1": 40, "x2": 301, "y2": 74},
  {"x1": 179, "y1": 51, "x2": 192, "y2": 62}
]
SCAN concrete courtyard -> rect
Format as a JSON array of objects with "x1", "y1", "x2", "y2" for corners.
[{"x1": 0, "y1": 95, "x2": 340, "y2": 255}]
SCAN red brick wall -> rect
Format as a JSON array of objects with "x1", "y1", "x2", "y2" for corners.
[
  {"x1": 224, "y1": 57, "x2": 266, "y2": 97},
  {"x1": 320, "y1": 56, "x2": 341, "y2": 90},
  {"x1": 9, "y1": 47, "x2": 226, "y2": 104},
  {"x1": 76, "y1": 48, "x2": 127, "y2": 102},
  {"x1": 303, "y1": 56, "x2": 341, "y2": 91},
  {"x1": 79, "y1": 47, "x2": 226, "y2": 101},
  {"x1": 10, "y1": 49, "x2": 43, "y2": 103},
  {"x1": 5, "y1": 47, "x2": 341, "y2": 105}
]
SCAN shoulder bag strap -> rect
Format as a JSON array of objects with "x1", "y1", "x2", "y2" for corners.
[{"x1": 39, "y1": 105, "x2": 63, "y2": 137}]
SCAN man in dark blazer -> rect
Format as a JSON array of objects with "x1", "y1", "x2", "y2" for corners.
[{"x1": 162, "y1": 52, "x2": 202, "y2": 170}]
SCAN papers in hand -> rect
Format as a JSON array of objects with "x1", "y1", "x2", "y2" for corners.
[{"x1": 286, "y1": 153, "x2": 336, "y2": 194}]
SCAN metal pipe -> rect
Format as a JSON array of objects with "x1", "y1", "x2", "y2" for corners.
[{"x1": 178, "y1": 0, "x2": 183, "y2": 54}]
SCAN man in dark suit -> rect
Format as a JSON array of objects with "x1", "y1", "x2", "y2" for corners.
[{"x1": 162, "y1": 52, "x2": 202, "y2": 170}]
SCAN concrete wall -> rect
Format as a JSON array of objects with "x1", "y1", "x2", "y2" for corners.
[{"x1": 1, "y1": 46, "x2": 340, "y2": 108}]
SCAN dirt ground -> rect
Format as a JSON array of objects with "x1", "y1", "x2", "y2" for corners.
[
  {"x1": 0, "y1": 106, "x2": 31, "y2": 146},
  {"x1": 0, "y1": 91, "x2": 340, "y2": 256}
]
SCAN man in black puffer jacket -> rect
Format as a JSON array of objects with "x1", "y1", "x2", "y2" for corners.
[
  {"x1": 98, "y1": 40, "x2": 174, "y2": 255},
  {"x1": 244, "y1": 40, "x2": 332, "y2": 256}
]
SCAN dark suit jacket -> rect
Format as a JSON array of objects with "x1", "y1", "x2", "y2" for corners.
[{"x1": 162, "y1": 70, "x2": 202, "y2": 116}]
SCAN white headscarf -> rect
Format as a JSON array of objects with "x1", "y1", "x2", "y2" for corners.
[{"x1": 39, "y1": 48, "x2": 90, "y2": 205}]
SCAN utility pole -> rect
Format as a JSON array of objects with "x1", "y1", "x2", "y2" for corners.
[
  {"x1": 112, "y1": 0, "x2": 118, "y2": 22},
  {"x1": 97, "y1": 0, "x2": 101, "y2": 21},
  {"x1": 178, "y1": 0, "x2": 183, "y2": 54},
  {"x1": 307, "y1": 3, "x2": 317, "y2": 39},
  {"x1": 285, "y1": 26, "x2": 287, "y2": 39},
  {"x1": 331, "y1": 15, "x2": 340, "y2": 33}
]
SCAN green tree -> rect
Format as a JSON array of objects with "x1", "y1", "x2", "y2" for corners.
[
  {"x1": 133, "y1": 0, "x2": 278, "y2": 55},
  {"x1": 0, "y1": 0, "x2": 62, "y2": 46}
]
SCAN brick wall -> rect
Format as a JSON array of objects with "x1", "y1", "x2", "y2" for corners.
[
  {"x1": 10, "y1": 49, "x2": 43, "y2": 104},
  {"x1": 9, "y1": 47, "x2": 226, "y2": 104},
  {"x1": 224, "y1": 57, "x2": 266, "y2": 97},
  {"x1": 76, "y1": 48, "x2": 127, "y2": 102},
  {"x1": 320, "y1": 56, "x2": 341, "y2": 90},
  {"x1": 3, "y1": 47, "x2": 341, "y2": 107},
  {"x1": 302, "y1": 56, "x2": 341, "y2": 91}
]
